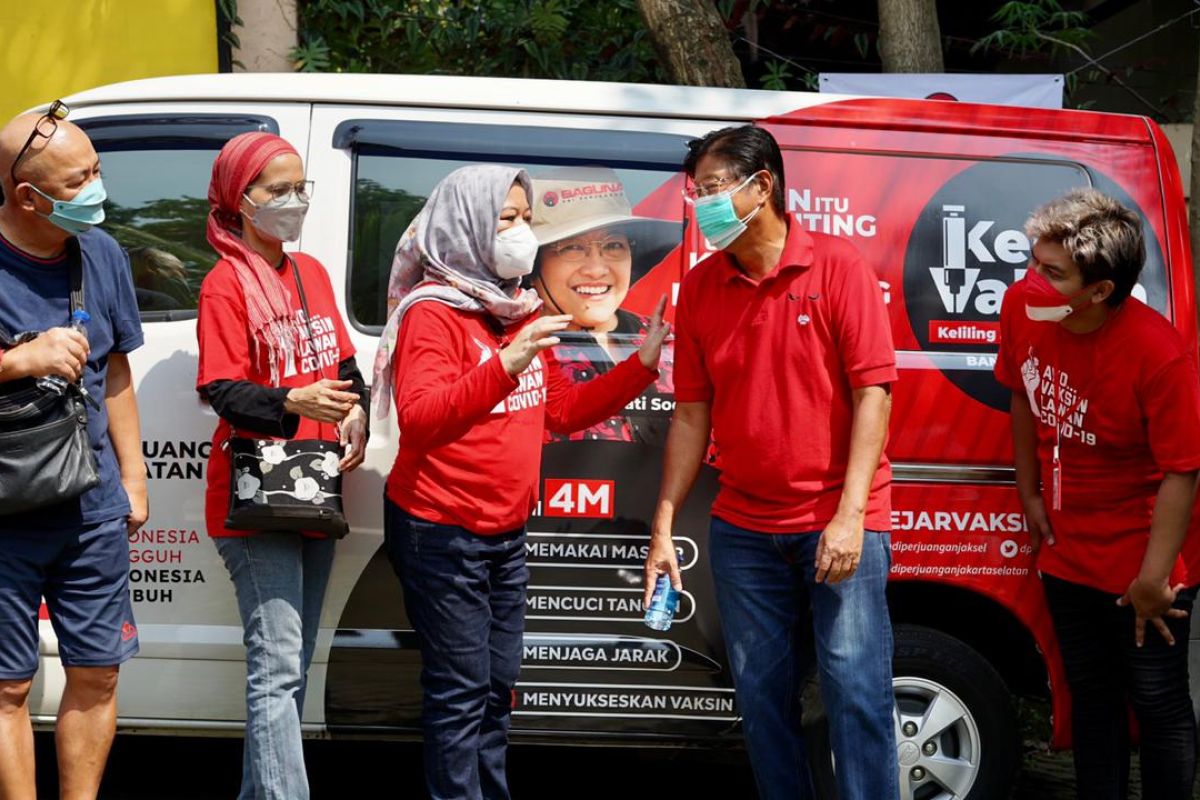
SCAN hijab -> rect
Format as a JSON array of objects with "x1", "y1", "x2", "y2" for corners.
[
  {"x1": 372, "y1": 164, "x2": 542, "y2": 418},
  {"x1": 205, "y1": 132, "x2": 302, "y2": 386}
]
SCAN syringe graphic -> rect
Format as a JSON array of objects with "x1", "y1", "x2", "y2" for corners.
[
  {"x1": 941, "y1": 205, "x2": 967, "y2": 313},
  {"x1": 928, "y1": 204, "x2": 979, "y2": 316}
]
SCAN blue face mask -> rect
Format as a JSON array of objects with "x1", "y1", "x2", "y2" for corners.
[
  {"x1": 693, "y1": 173, "x2": 763, "y2": 250},
  {"x1": 28, "y1": 178, "x2": 107, "y2": 235}
]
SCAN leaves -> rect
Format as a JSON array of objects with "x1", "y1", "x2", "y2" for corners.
[
  {"x1": 216, "y1": 0, "x2": 243, "y2": 51},
  {"x1": 291, "y1": 0, "x2": 667, "y2": 84},
  {"x1": 853, "y1": 31, "x2": 870, "y2": 60},
  {"x1": 971, "y1": 0, "x2": 1097, "y2": 110},
  {"x1": 759, "y1": 59, "x2": 792, "y2": 91},
  {"x1": 972, "y1": 0, "x2": 1092, "y2": 58},
  {"x1": 292, "y1": 35, "x2": 332, "y2": 72}
]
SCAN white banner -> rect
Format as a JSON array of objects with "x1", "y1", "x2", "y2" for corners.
[{"x1": 819, "y1": 73, "x2": 1063, "y2": 109}]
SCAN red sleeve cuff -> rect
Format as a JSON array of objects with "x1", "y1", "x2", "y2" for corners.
[
  {"x1": 492, "y1": 353, "x2": 519, "y2": 386},
  {"x1": 847, "y1": 363, "x2": 898, "y2": 389},
  {"x1": 620, "y1": 355, "x2": 658, "y2": 382},
  {"x1": 1155, "y1": 457, "x2": 1200, "y2": 474}
]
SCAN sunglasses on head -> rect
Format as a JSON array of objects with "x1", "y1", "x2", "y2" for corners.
[{"x1": 2, "y1": 100, "x2": 70, "y2": 204}]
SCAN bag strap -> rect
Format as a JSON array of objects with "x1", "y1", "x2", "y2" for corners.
[
  {"x1": 288, "y1": 255, "x2": 319, "y2": 357},
  {"x1": 288, "y1": 255, "x2": 337, "y2": 441},
  {"x1": 65, "y1": 238, "x2": 91, "y2": 402},
  {"x1": 67, "y1": 237, "x2": 84, "y2": 320},
  {"x1": 227, "y1": 256, "x2": 336, "y2": 445}
]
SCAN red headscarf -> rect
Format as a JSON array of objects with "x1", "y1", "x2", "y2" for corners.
[{"x1": 206, "y1": 132, "x2": 302, "y2": 386}]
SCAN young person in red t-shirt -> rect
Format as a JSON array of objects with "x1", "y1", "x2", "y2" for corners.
[
  {"x1": 196, "y1": 132, "x2": 368, "y2": 800},
  {"x1": 995, "y1": 188, "x2": 1200, "y2": 800},
  {"x1": 644, "y1": 126, "x2": 898, "y2": 800},
  {"x1": 372, "y1": 164, "x2": 668, "y2": 800}
]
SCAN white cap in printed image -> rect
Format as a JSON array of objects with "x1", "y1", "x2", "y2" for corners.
[{"x1": 531, "y1": 166, "x2": 681, "y2": 278}]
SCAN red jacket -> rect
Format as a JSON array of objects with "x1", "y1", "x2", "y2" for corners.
[{"x1": 386, "y1": 301, "x2": 657, "y2": 534}]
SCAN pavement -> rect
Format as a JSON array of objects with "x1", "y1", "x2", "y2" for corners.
[{"x1": 33, "y1": 730, "x2": 1200, "y2": 799}]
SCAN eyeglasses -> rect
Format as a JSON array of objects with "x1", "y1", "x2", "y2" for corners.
[
  {"x1": 245, "y1": 180, "x2": 314, "y2": 202},
  {"x1": 683, "y1": 174, "x2": 743, "y2": 202},
  {"x1": 552, "y1": 236, "x2": 632, "y2": 262},
  {"x1": 10, "y1": 99, "x2": 69, "y2": 187}
]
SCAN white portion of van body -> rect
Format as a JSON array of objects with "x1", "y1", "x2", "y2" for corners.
[{"x1": 62, "y1": 73, "x2": 852, "y2": 123}]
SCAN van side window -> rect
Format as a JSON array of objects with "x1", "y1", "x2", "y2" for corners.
[
  {"x1": 339, "y1": 121, "x2": 688, "y2": 332},
  {"x1": 81, "y1": 115, "x2": 279, "y2": 321},
  {"x1": 343, "y1": 120, "x2": 688, "y2": 446}
]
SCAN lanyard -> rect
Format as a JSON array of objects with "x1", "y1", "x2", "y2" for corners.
[
  {"x1": 1029, "y1": 323, "x2": 1108, "y2": 511},
  {"x1": 1049, "y1": 389, "x2": 1090, "y2": 511}
]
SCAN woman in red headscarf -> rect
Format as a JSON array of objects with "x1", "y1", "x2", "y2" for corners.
[{"x1": 196, "y1": 132, "x2": 367, "y2": 800}]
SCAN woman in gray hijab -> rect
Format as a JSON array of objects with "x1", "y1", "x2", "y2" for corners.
[{"x1": 373, "y1": 164, "x2": 668, "y2": 800}]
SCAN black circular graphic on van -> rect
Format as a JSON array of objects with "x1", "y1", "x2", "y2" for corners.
[{"x1": 903, "y1": 158, "x2": 1167, "y2": 411}]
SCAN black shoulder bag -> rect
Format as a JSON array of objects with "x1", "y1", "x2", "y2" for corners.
[
  {"x1": 0, "y1": 239, "x2": 102, "y2": 515},
  {"x1": 223, "y1": 257, "x2": 350, "y2": 538}
]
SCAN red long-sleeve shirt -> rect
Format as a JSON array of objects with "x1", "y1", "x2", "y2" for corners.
[{"x1": 386, "y1": 301, "x2": 657, "y2": 534}]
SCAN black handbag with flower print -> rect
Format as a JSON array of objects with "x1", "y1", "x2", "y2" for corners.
[
  {"x1": 223, "y1": 258, "x2": 350, "y2": 538},
  {"x1": 224, "y1": 437, "x2": 348, "y2": 537}
]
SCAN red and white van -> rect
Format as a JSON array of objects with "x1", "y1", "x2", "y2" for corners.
[{"x1": 33, "y1": 73, "x2": 1195, "y2": 800}]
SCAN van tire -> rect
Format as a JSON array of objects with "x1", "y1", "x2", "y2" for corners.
[{"x1": 805, "y1": 624, "x2": 1019, "y2": 800}]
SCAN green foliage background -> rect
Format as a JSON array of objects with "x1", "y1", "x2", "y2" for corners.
[{"x1": 292, "y1": 0, "x2": 668, "y2": 83}]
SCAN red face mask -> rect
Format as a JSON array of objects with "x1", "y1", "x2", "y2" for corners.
[{"x1": 1023, "y1": 269, "x2": 1091, "y2": 323}]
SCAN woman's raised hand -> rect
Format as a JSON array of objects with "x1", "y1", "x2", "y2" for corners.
[
  {"x1": 284, "y1": 378, "x2": 360, "y2": 423},
  {"x1": 638, "y1": 295, "x2": 671, "y2": 370},
  {"x1": 499, "y1": 314, "x2": 572, "y2": 377}
]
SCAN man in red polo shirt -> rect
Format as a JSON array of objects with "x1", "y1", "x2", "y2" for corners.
[{"x1": 644, "y1": 126, "x2": 898, "y2": 800}]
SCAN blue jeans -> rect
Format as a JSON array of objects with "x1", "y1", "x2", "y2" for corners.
[
  {"x1": 384, "y1": 501, "x2": 528, "y2": 800},
  {"x1": 709, "y1": 517, "x2": 898, "y2": 800},
  {"x1": 215, "y1": 533, "x2": 336, "y2": 800}
]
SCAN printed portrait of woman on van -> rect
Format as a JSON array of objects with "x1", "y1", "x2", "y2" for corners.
[
  {"x1": 530, "y1": 166, "x2": 679, "y2": 444},
  {"x1": 372, "y1": 164, "x2": 668, "y2": 800},
  {"x1": 195, "y1": 132, "x2": 368, "y2": 800}
]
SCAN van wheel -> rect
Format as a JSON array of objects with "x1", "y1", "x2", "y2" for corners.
[{"x1": 805, "y1": 624, "x2": 1019, "y2": 800}]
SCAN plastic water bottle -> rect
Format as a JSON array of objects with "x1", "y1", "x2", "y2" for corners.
[
  {"x1": 643, "y1": 574, "x2": 680, "y2": 631},
  {"x1": 37, "y1": 309, "x2": 89, "y2": 395}
]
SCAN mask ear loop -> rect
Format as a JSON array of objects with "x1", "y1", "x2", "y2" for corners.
[
  {"x1": 238, "y1": 192, "x2": 260, "y2": 227},
  {"x1": 739, "y1": 171, "x2": 770, "y2": 225},
  {"x1": 748, "y1": 169, "x2": 768, "y2": 214}
]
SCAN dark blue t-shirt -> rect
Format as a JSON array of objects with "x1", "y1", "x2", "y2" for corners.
[{"x1": 0, "y1": 228, "x2": 143, "y2": 529}]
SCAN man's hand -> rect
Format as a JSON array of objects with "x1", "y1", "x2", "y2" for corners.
[
  {"x1": 500, "y1": 315, "x2": 572, "y2": 377},
  {"x1": 638, "y1": 295, "x2": 671, "y2": 370},
  {"x1": 339, "y1": 405, "x2": 368, "y2": 472},
  {"x1": 643, "y1": 532, "x2": 683, "y2": 608},
  {"x1": 1, "y1": 328, "x2": 89, "y2": 381},
  {"x1": 123, "y1": 476, "x2": 149, "y2": 536},
  {"x1": 285, "y1": 379, "x2": 359, "y2": 424},
  {"x1": 815, "y1": 513, "x2": 865, "y2": 584},
  {"x1": 1021, "y1": 493, "x2": 1055, "y2": 554},
  {"x1": 1117, "y1": 576, "x2": 1189, "y2": 647}
]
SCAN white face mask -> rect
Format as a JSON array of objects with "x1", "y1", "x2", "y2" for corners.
[
  {"x1": 244, "y1": 192, "x2": 309, "y2": 242},
  {"x1": 493, "y1": 224, "x2": 538, "y2": 279}
]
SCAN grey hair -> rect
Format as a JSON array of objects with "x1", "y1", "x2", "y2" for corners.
[{"x1": 1025, "y1": 188, "x2": 1145, "y2": 306}]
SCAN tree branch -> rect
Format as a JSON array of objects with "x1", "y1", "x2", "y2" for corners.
[{"x1": 1035, "y1": 31, "x2": 1168, "y2": 118}]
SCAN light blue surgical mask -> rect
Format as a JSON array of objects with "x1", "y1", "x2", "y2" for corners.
[
  {"x1": 29, "y1": 178, "x2": 107, "y2": 235},
  {"x1": 693, "y1": 173, "x2": 763, "y2": 250}
]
